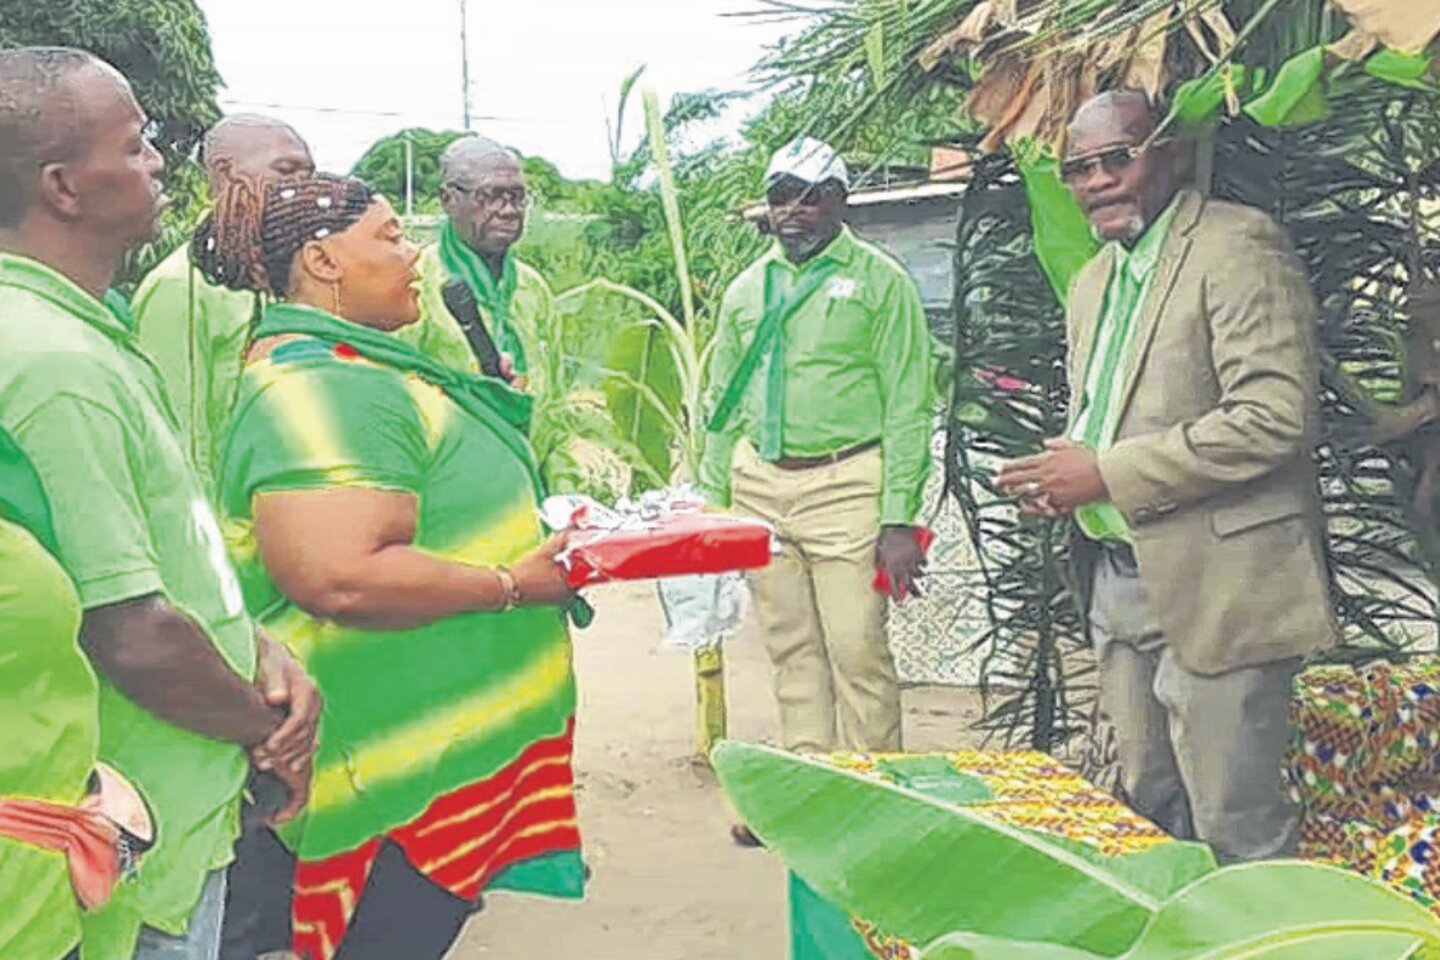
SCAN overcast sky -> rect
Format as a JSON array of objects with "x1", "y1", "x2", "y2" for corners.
[{"x1": 199, "y1": 0, "x2": 796, "y2": 182}]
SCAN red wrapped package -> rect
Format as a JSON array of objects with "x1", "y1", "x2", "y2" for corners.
[{"x1": 546, "y1": 494, "x2": 775, "y2": 588}]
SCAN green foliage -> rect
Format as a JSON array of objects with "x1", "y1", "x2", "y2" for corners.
[
  {"x1": 0, "y1": 0, "x2": 223, "y2": 290},
  {"x1": 349, "y1": 128, "x2": 466, "y2": 214},
  {"x1": 713, "y1": 741, "x2": 1440, "y2": 960}
]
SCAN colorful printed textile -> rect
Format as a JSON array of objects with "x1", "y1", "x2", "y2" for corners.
[
  {"x1": 792, "y1": 749, "x2": 1174, "y2": 959},
  {"x1": 220, "y1": 304, "x2": 584, "y2": 959}
]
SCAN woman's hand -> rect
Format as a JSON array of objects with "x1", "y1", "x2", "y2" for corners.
[{"x1": 508, "y1": 535, "x2": 576, "y2": 607}]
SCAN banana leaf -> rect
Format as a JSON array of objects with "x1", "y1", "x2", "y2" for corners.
[
  {"x1": 921, "y1": 930, "x2": 1428, "y2": 960},
  {"x1": 921, "y1": 863, "x2": 1440, "y2": 960},
  {"x1": 601, "y1": 320, "x2": 683, "y2": 487},
  {"x1": 711, "y1": 741, "x2": 1216, "y2": 956}
]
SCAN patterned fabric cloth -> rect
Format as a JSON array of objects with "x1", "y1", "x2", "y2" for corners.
[
  {"x1": 797, "y1": 749, "x2": 1174, "y2": 958},
  {"x1": 219, "y1": 304, "x2": 584, "y2": 960},
  {"x1": 799, "y1": 661, "x2": 1440, "y2": 960}
]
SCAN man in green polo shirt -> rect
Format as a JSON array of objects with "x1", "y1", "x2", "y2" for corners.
[
  {"x1": 699, "y1": 137, "x2": 933, "y2": 768},
  {"x1": 0, "y1": 434, "x2": 94, "y2": 960},
  {"x1": 401, "y1": 135, "x2": 554, "y2": 384},
  {"x1": 0, "y1": 48, "x2": 319, "y2": 959},
  {"x1": 132, "y1": 115, "x2": 314, "y2": 500}
]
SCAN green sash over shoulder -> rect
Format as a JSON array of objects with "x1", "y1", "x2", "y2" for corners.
[{"x1": 438, "y1": 221, "x2": 528, "y2": 375}]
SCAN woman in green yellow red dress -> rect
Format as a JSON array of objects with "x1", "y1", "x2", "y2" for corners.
[{"x1": 199, "y1": 173, "x2": 584, "y2": 960}]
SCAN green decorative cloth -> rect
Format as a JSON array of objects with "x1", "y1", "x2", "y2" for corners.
[
  {"x1": 1066, "y1": 201, "x2": 1179, "y2": 542},
  {"x1": 221, "y1": 303, "x2": 585, "y2": 879},
  {"x1": 437, "y1": 220, "x2": 529, "y2": 374}
]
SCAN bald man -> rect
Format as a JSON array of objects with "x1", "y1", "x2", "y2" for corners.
[
  {"x1": 998, "y1": 90, "x2": 1336, "y2": 862},
  {"x1": 401, "y1": 135, "x2": 554, "y2": 387},
  {"x1": 0, "y1": 49, "x2": 318, "y2": 960},
  {"x1": 132, "y1": 115, "x2": 314, "y2": 498}
]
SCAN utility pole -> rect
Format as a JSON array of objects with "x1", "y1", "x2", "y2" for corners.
[
  {"x1": 459, "y1": 0, "x2": 472, "y2": 132},
  {"x1": 404, "y1": 133, "x2": 415, "y2": 217}
]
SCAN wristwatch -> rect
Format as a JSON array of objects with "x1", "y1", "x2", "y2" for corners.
[{"x1": 494, "y1": 566, "x2": 524, "y2": 612}]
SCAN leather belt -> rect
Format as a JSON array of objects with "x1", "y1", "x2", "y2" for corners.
[{"x1": 770, "y1": 439, "x2": 880, "y2": 471}]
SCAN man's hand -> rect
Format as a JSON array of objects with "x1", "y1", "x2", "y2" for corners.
[
  {"x1": 876, "y1": 526, "x2": 927, "y2": 601},
  {"x1": 263, "y1": 758, "x2": 313, "y2": 827},
  {"x1": 251, "y1": 632, "x2": 320, "y2": 774},
  {"x1": 996, "y1": 438, "x2": 1109, "y2": 513}
]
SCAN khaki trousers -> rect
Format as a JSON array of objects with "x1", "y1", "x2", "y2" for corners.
[
  {"x1": 1091, "y1": 546, "x2": 1300, "y2": 863},
  {"x1": 731, "y1": 441, "x2": 901, "y2": 753}
]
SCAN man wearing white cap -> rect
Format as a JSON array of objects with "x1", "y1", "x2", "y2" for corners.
[{"x1": 699, "y1": 137, "x2": 933, "y2": 772}]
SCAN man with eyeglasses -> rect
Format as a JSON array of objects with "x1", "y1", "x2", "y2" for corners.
[
  {"x1": 403, "y1": 135, "x2": 551, "y2": 386},
  {"x1": 997, "y1": 90, "x2": 1336, "y2": 862},
  {"x1": 699, "y1": 137, "x2": 933, "y2": 808}
]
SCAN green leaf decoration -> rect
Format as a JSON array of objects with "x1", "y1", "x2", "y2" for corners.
[
  {"x1": 1121, "y1": 862, "x2": 1440, "y2": 960},
  {"x1": 711, "y1": 741, "x2": 1213, "y2": 956},
  {"x1": 602, "y1": 320, "x2": 683, "y2": 483},
  {"x1": 921, "y1": 932, "x2": 1105, "y2": 959}
]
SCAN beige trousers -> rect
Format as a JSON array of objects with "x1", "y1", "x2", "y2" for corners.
[
  {"x1": 731, "y1": 441, "x2": 901, "y2": 753},
  {"x1": 1092, "y1": 546, "x2": 1300, "y2": 863}
]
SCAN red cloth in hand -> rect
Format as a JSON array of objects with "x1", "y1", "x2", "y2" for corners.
[{"x1": 873, "y1": 526, "x2": 935, "y2": 601}]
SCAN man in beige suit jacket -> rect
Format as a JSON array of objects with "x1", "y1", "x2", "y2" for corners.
[{"x1": 998, "y1": 90, "x2": 1338, "y2": 862}]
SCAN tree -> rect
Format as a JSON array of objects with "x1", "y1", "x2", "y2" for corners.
[
  {"x1": 349, "y1": 128, "x2": 467, "y2": 213},
  {"x1": 0, "y1": 0, "x2": 224, "y2": 288}
]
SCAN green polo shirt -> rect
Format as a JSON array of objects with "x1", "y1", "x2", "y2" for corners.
[
  {"x1": 1067, "y1": 201, "x2": 1178, "y2": 541},
  {"x1": 698, "y1": 227, "x2": 934, "y2": 525},
  {"x1": 0, "y1": 253, "x2": 255, "y2": 958},
  {"x1": 0, "y1": 519, "x2": 93, "y2": 960},
  {"x1": 132, "y1": 242, "x2": 261, "y2": 502}
]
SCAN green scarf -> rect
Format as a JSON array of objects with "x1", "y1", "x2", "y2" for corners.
[
  {"x1": 252, "y1": 303, "x2": 592, "y2": 626},
  {"x1": 439, "y1": 220, "x2": 528, "y2": 375}
]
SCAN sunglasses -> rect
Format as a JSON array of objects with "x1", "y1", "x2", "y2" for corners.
[
  {"x1": 766, "y1": 179, "x2": 841, "y2": 208},
  {"x1": 1059, "y1": 139, "x2": 1169, "y2": 184}
]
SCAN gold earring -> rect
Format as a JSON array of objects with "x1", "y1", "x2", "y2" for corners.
[{"x1": 330, "y1": 281, "x2": 343, "y2": 316}]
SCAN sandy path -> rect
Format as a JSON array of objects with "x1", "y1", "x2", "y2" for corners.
[{"x1": 452, "y1": 581, "x2": 982, "y2": 959}]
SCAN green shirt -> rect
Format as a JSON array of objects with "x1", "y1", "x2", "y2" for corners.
[
  {"x1": 1067, "y1": 202, "x2": 1178, "y2": 541},
  {"x1": 400, "y1": 241, "x2": 554, "y2": 385},
  {"x1": 219, "y1": 316, "x2": 581, "y2": 897},
  {"x1": 0, "y1": 519, "x2": 93, "y2": 960},
  {"x1": 0, "y1": 254, "x2": 255, "y2": 957},
  {"x1": 133, "y1": 243, "x2": 261, "y2": 502},
  {"x1": 698, "y1": 227, "x2": 934, "y2": 525}
]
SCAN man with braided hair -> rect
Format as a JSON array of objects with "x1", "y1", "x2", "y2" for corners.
[
  {"x1": 0, "y1": 48, "x2": 319, "y2": 960},
  {"x1": 132, "y1": 115, "x2": 314, "y2": 500}
]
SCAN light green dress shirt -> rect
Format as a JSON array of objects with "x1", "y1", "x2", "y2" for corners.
[
  {"x1": 1068, "y1": 201, "x2": 1179, "y2": 541},
  {"x1": 132, "y1": 243, "x2": 260, "y2": 501},
  {"x1": 698, "y1": 227, "x2": 934, "y2": 525}
]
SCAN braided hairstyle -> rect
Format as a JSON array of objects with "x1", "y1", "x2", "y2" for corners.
[{"x1": 192, "y1": 173, "x2": 375, "y2": 297}]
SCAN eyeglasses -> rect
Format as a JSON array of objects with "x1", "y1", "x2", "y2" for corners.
[
  {"x1": 447, "y1": 183, "x2": 529, "y2": 210},
  {"x1": 1059, "y1": 140, "x2": 1168, "y2": 184}
]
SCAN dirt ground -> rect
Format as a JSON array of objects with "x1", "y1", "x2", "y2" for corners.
[{"x1": 453, "y1": 581, "x2": 984, "y2": 960}]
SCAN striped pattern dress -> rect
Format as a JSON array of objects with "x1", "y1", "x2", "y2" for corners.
[{"x1": 219, "y1": 336, "x2": 584, "y2": 960}]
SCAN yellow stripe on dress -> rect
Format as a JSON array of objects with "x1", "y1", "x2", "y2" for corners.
[
  {"x1": 247, "y1": 358, "x2": 350, "y2": 468},
  {"x1": 402, "y1": 375, "x2": 454, "y2": 450},
  {"x1": 438, "y1": 499, "x2": 545, "y2": 568},
  {"x1": 308, "y1": 641, "x2": 573, "y2": 813}
]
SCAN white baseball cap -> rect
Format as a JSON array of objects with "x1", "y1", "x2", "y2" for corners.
[{"x1": 765, "y1": 136, "x2": 850, "y2": 190}]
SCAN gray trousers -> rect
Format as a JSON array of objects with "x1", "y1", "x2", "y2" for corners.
[{"x1": 1091, "y1": 545, "x2": 1300, "y2": 863}]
